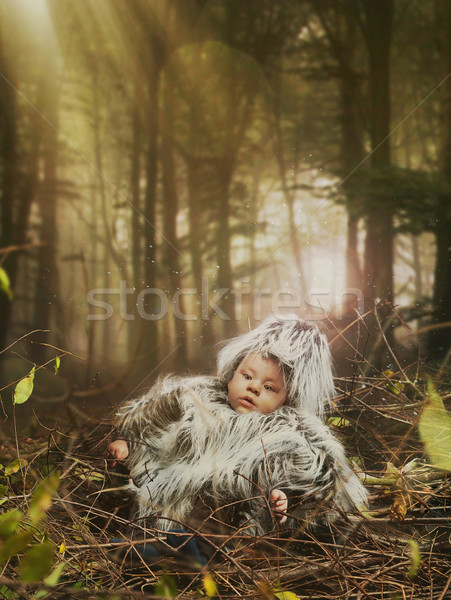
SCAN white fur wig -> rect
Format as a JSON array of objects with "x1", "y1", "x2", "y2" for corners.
[{"x1": 217, "y1": 314, "x2": 334, "y2": 417}]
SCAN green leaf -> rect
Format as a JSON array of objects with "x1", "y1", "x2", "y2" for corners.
[
  {"x1": 4, "y1": 458, "x2": 28, "y2": 477},
  {"x1": 275, "y1": 590, "x2": 301, "y2": 600},
  {"x1": 74, "y1": 466, "x2": 105, "y2": 482},
  {"x1": 34, "y1": 562, "x2": 66, "y2": 600},
  {"x1": 0, "y1": 267, "x2": 13, "y2": 300},
  {"x1": 0, "y1": 584, "x2": 19, "y2": 599},
  {"x1": 0, "y1": 509, "x2": 23, "y2": 537},
  {"x1": 13, "y1": 366, "x2": 36, "y2": 405},
  {"x1": 0, "y1": 531, "x2": 34, "y2": 563},
  {"x1": 18, "y1": 541, "x2": 55, "y2": 582},
  {"x1": 384, "y1": 462, "x2": 400, "y2": 478},
  {"x1": 28, "y1": 474, "x2": 60, "y2": 524},
  {"x1": 44, "y1": 560, "x2": 65, "y2": 586},
  {"x1": 0, "y1": 483, "x2": 7, "y2": 507},
  {"x1": 407, "y1": 539, "x2": 421, "y2": 580},
  {"x1": 328, "y1": 417, "x2": 351, "y2": 428},
  {"x1": 383, "y1": 369, "x2": 405, "y2": 395},
  {"x1": 54, "y1": 356, "x2": 60, "y2": 375},
  {"x1": 155, "y1": 573, "x2": 178, "y2": 598},
  {"x1": 418, "y1": 380, "x2": 451, "y2": 471},
  {"x1": 357, "y1": 507, "x2": 375, "y2": 520}
]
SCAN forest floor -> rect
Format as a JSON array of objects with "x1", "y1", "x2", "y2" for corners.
[{"x1": 0, "y1": 362, "x2": 450, "y2": 599}]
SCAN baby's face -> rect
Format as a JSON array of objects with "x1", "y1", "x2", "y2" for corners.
[{"x1": 228, "y1": 353, "x2": 286, "y2": 414}]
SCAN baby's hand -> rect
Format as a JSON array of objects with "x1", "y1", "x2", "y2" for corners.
[
  {"x1": 270, "y1": 488, "x2": 288, "y2": 524},
  {"x1": 107, "y1": 439, "x2": 129, "y2": 467}
]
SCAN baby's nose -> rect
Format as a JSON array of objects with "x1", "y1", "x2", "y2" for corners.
[{"x1": 247, "y1": 381, "x2": 260, "y2": 395}]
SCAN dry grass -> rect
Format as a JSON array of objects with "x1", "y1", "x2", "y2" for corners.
[{"x1": 1, "y1": 315, "x2": 450, "y2": 599}]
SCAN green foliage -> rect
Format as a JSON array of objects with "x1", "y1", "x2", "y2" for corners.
[
  {"x1": 328, "y1": 416, "x2": 351, "y2": 428},
  {"x1": 0, "y1": 584, "x2": 19, "y2": 599},
  {"x1": 407, "y1": 539, "x2": 421, "y2": 580},
  {"x1": 54, "y1": 355, "x2": 61, "y2": 375},
  {"x1": 28, "y1": 473, "x2": 60, "y2": 524},
  {"x1": 341, "y1": 166, "x2": 451, "y2": 234},
  {"x1": 0, "y1": 483, "x2": 8, "y2": 507},
  {"x1": 34, "y1": 562, "x2": 66, "y2": 599},
  {"x1": 0, "y1": 509, "x2": 23, "y2": 537},
  {"x1": 0, "y1": 531, "x2": 34, "y2": 564},
  {"x1": 383, "y1": 370, "x2": 405, "y2": 395},
  {"x1": 3, "y1": 458, "x2": 28, "y2": 476},
  {"x1": 155, "y1": 573, "x2": 178, "y2": 599},
  {"x1": 13, "y1": 365, "x2": 36, "y2": 405},
  {"x1": 42, "y1": 561, "x2": 66, "y2": 586},
  {"x1": 418, "y1": 380, "x2": 451, "y2": 471},
  {"x1": 0, "y1": 267, "x2": 13, "y2": 300},
  {"x1": 0, "y1": 474, "x2": 60, "y2": 590},
  {"x1": 74, "y1": 464, "x2": 105, "y2": 483},
  {"x1": 4, "y1": 357, "x2": 67, "y2": 400},
  {"x1": 18, "y1": 540, "x2": 55, "y2": 582}
]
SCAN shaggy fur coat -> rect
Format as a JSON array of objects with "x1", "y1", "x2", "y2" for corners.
[{"x1": 115, "y1": 374, "x2": 368, "y2": 537}]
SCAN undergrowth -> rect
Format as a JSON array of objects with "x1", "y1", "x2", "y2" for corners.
[{"x1": 1, "y1": 324, "x2": 450, "y2": 599}]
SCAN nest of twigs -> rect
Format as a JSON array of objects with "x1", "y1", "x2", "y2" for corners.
[{"x1": 1, "y1": 368, "x2": 450, "y2": 600}]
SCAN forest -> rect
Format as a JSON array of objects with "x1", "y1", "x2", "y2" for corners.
[
  {"x1": 0, "y1": 1, "x2": 450, "y2": 599},
  {"x1": 0, "y1": 0, "x2": 450, "y2": 386}
]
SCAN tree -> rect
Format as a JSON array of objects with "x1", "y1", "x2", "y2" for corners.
[
  {"x1": 429, "y1": 0, "x2": 451, "y2": 358},
  {"x1": 360, "y1": 0, "x2": 395, "y2": 304},
  {"x1": 0, "y1": 8, "x2": 43, "y2": 355},
  {"x1": 30, "y1": 53, "x2": 61, "y2": 364},
  {"x1": 0, "y1": 20, "x2": 18, "y2": 352}
]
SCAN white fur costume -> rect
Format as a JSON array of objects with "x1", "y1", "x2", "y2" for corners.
[{"x1": 115, "y1": 316, "x2": 367, "y2": 536}]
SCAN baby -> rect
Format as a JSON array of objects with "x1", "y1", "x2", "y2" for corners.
[
  {"x1": 108, "y1": 314, "x2": 367, "y2": 560},
  {"x1": 109, "y1": 350, "x2": 290, "y2": 523}
]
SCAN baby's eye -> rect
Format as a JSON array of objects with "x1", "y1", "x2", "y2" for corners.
[
  {"x1": 264, "y1": 384, "x2": 274, "y2": 392},
  {"x1": 242, "y1": 373, "x2": 252, "y2": 380}
]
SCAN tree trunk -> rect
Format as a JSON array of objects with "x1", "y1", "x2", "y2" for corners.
[
  {"x1": 92, "y1": 68, "x2": 113, "y2": 365},
  {"x1": 185, "y1": 157, "x2": 215, "y2": 349},
  {"x1": 127, "y1": 91, "x2": 144, "y2": 362},
  {"x1": 86, "y1": 175, "x2": 97, "y2": 374},
  {"x1": 345, "y1": 213, "x2": 361, "y2": 291},
  {"x1": 429, "y1": 225, "x2": 451, "y2": 356},
  {"x1": 140, "y1": 68, "x2": 160, "y2": 368},
  {"x1": 161, "y1": 76, "x2": 187, "y2": 369},
  {"x1": 30, "y1": 67, "x2": 60, "y2": 365},
  {"x1": 430, "y1": 0, "x2": 451, "y2": 358},
  {"x1": 272, "y1": 59, "x2": 306, "y2": 295},
  {"x1": 0, "y1": 31, "x2": 17, "y2": 352},
  {"x1": 339, "y1": 9, "x2": 364, "y2": 295},
  {"x1": 362, "y1": 0, "x2": 394, "y2": 304},
  {"x1": 363, "y1": 210, "x2": 394, "y2": 302},
  {"x1": 216, "y1": 161, "x2": 235, "y2": 338},
  {"x1": 412, "y1": 235, "x2": 422, "y2": 302}
]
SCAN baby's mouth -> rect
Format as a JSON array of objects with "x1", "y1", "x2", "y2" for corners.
[{"x1": 240, "y1": 396, "x2": 255, "y2": 407}]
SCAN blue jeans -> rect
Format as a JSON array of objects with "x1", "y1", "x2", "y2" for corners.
[{"x1": 110, "y1": 529, "x2": 206, "y2": 566}]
